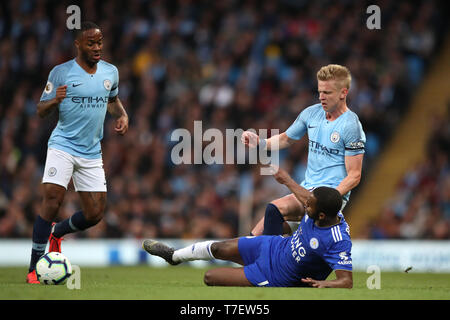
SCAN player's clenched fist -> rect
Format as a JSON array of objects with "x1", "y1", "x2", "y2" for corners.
[
  {"x1": 115, "y1": 115, "x2": 129, "y2": 136},
  {"x1": 241, "y1": 130, "x2": 260, "y2": 148},
  {"x1": 55, "y1": 85, "x2": 67, "y2": 103}
]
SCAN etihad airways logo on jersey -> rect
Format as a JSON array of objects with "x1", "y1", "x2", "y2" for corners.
[
  {"x1": 72, "y1": 96, "x2": 109, "y2": 108},
  {"x1": 309, "y1": 140, "x2": 339, "y2": 156}
]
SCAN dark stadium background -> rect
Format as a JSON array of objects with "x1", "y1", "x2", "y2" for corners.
[{"x1": 0, "y1": 0, "x2": 448, "y2": 244}]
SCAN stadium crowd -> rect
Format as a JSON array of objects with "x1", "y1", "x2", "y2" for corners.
[
  {"x1": 0, "y1": 0, "x2": 447, "y2": 240},
  {"x1": 366, "y1": 109, "x2": 449, "y2": 239}
]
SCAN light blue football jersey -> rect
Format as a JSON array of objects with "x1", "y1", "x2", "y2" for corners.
[
  {"x1": 40, "y1": 59, "x2": 119, "y2": 159},
  {"x1": 285, "y1": 103, "x2": 366, "y2": 201}
]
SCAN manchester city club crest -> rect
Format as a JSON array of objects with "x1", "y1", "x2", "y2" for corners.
[
  {"x1": 48, "y1": 167, "x2": 57, "y2": 177},
  {"x1": 103, "y1": 79, "x2": 112, "y2": 90},
  {"x1": 330, "y1": 131, "x2": 340, "y2": 143}
]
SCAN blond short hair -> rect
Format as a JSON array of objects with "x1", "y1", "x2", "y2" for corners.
[{"x1": 317, "y1": 64, "x2": 352, "y2": 90}]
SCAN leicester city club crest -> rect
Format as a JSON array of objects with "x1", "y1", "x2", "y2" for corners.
[{"x1": 309, "y1": 237, "x2": 319, "y2": 249}]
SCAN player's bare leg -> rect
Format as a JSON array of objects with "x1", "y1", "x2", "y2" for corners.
[
  {"x1": 143, "y1": 238, "x2": 244, "y2": 265},
  {"x1": 78, "y1": 191, "x2": 107, "y2": 225},
  {"x1": 203, "y1": 267, "x2": 253, "y2": 286},
  {"x1": 252, "y1": 216, "x2": 293, "y2": 236},
  {"x1": 209, "y1": 239, "x2": 244, "y2": 265},
  {"x1": 49, "y1": 191, "x2": 106, "y2": 252},
  {"x1": 204, "y1": 240, "x2": 252, "y2": 286},
  {"x1": 43, "y1": 184, "x2": 67, "y2": 254},
  {"x1": 41, "y1": 183, "x2": 67, "y2": 222},
  {"x1": 251, "y1": 193, "x2": 304, "y2": 236},
  {"x1": 143, "y1": 238, "x2": 253, "y2": 286}
]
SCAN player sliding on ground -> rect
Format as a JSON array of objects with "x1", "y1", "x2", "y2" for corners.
[{"x1": 143, "y1": 165, "x2": 353, "y2": 288}]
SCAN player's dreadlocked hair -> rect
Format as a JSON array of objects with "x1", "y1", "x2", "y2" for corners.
[
  {"x1": 74, "y1": 21, "x2": 101, "y2": 39},
  {"x1": 312, "y1": 187, "x2": 343, "y2": 218}
]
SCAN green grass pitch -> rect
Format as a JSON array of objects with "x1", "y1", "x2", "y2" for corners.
[{"x1": 1, "y1": 266, "x2": 449, "y2": 300}]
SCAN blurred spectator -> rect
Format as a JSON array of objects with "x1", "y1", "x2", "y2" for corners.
[
  {"x1": 0, "y1": 0, "x2": 447, "y2": 240},
  {"x1": 367, "y1": 107, "x2": 450, "y2": 239}
]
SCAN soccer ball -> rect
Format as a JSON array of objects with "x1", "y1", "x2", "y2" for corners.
[{"x1": 36, "y1": 252, "x2": 72, "y2": 285}]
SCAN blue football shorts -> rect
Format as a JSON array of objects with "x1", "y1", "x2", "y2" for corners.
[{"x1": 238, "y1": 236, "x2": 273, "y2": 287}]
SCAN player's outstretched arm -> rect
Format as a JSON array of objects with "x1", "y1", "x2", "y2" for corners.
[
  {"x1": 301, "y1": 270, "x2": 353, "y2": 288},
  {"x1": 37, "y1": 85, "x2": 67, "y2": 118},
  {"x1": 269, "y1": 164, "x2": 311, "y2": 206},
  {"x1": 107, "y1": 95, "x2": 129, "y2": 135},
  {"x1": 241, "y1": 131, "x2": 295, "y2": 150}
]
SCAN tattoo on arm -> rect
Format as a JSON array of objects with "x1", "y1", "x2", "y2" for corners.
[
  {"x1": 108, "y1": 95, "x2": 117, "y2": 103},
  {"x1": 107, "y1": 96, "x2": 127, "y2": 118}
]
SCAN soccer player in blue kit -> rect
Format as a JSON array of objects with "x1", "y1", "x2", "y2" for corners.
[
  {"x1": 242, "y1": 64, "x2": 365, "y2": 236},
  {"x1": 26, "y1": 22, "x2": 129, "y2": 283},
  {"x1": 143, "y1": 165, "x2": 352, "y2": 288}
]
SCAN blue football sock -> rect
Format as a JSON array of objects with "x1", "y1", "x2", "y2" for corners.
[
  {"x1": 52, "y1": 211, "x2": 95, "y2": 238},
  {"x1": 262, "y1": 203, "x2": 285, "y2": 235},
  {"x1": 29, "y1": 215, "x2": 53, "y2": 272}
]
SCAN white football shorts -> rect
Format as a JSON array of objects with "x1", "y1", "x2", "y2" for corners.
[{"x1": 42, "y1": 148, "x2": 107, "y2": 192}]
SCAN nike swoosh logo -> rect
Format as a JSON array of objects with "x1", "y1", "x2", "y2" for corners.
[{"x1": 72, "y1": 83, "x2": 83, "y2": 87}]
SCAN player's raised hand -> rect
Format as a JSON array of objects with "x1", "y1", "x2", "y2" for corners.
[
  {"x1": 115, "y1": 115, "x2": 129, "y2": 135},
  {"x1": 55, "y1": 85, "x2": 67, "y2": 103},
  {"x1": 241, "y1": 130, "x2": 260, "y2": 148},
  {"x1": 268, "y1": 164, "x2": 291, "y2": 185}
]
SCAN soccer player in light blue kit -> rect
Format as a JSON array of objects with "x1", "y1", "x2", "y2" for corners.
[
  {"x1": 143, "y1": 165, "x2": 353, "y2": 288},
  {"x1": 242, "y1": 64, "x2": 366, "y2": 236},
  {"x1": 27, "y1": 22, "x2": 129, "y2": 283}
]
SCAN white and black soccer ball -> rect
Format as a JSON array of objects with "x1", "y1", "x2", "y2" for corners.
[{"x1": 36, "y1": 252, "x2": 72, "y2": 285}]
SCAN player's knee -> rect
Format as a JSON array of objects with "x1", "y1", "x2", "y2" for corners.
[
  {"x1": 204, "y1": 269, "x2": 224, "y2": 286},
  {"x1": 210, "y1": 241, "x2": 233, "y2": 260},
  {"x1": 210, "y1": 242, "x2": 223, "y2": 259},
  {"x1": 269, "y1": 199, "x2": 288, "y2": 216},
  {"x1": 43, "y1": 194, "x2": 64, "y2": 218},
  {"x1": 270, "y1": 196, "x2": 303, "y2": 218},
  {"x1": 203, "y1": 270, "x2": 216, "y2": 286}
]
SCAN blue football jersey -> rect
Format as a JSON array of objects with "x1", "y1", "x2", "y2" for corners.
[
  {"x1": 268, "y1": 214, "x2": 352, "y2": 286},
  {"x1": 285, "y1": 103, "x2": 366, "y2": 201},
  {"x1": 40, "y1": 59, "x2": 119, "y2": 159}
]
